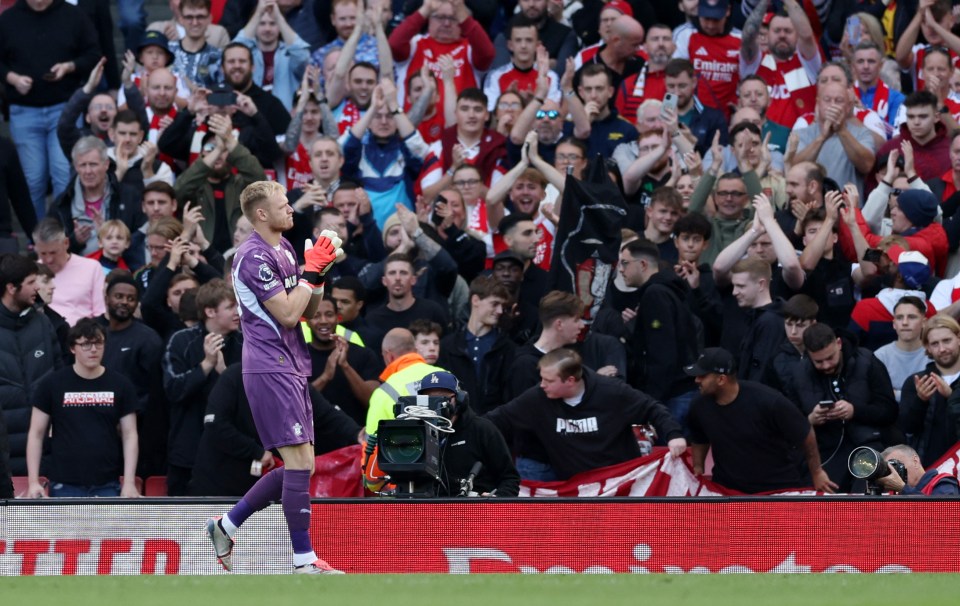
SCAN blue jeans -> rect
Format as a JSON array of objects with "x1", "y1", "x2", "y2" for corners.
[
  {"x1": 117, "y1": 0, "x2": 147, "y2": 52},
  {"x1": 50, "y1": 480, "x2": 121, "y2": 497},
  {"x1": 8, "y1": 103, "x2": 71, "y2": 220},
  {"x1": 664, "y1": 389, "x2": 698, "y2": 440},
  {"x1": 516, "y1": 457, "x2": 559, "y2": 482}
]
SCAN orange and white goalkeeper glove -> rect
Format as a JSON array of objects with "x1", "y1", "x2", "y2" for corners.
[{"x1": 300, "y1": 230, "x2": 344, "y2": 294}]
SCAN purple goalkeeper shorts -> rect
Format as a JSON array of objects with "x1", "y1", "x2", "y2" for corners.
[{"x1": 243, "y1": 372, "x2": 314, "y2": 450}]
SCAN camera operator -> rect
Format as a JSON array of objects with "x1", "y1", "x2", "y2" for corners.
[
  {"x1": 875, "y1": 444, "x2": 960, "y2": 496},
  {"x1": 384, "y1": 371, "x2": 520, "y2": 497},
  {"x1": 419, "y1": 371, "x2": 520, "y2": 497}
]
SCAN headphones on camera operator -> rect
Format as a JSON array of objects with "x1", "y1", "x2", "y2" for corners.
[{"x1": 405, "y1": 371, "x2": 470, "y2": 420}]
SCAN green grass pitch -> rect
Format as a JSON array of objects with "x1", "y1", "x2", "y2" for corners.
[{"x1": 4, "y1": 574, "x2": 959, "y2": 606}]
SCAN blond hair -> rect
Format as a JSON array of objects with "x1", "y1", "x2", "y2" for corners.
[{"x1": 240, "y1": 181, "x2": 286, "y2": 221}]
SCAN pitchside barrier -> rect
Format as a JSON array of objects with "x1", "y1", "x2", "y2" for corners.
[{"x1": 2, "y1": 497, "x2": 960, "y2": 575}]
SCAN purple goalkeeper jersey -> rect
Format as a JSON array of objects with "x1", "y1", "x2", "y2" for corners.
[{"x1": 232, "y1": 231, "x2": 311, "y2": 376}]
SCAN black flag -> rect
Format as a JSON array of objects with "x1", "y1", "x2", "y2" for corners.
[{"x1": 547, "y1": 156, "x2": 627, "y2": 322}]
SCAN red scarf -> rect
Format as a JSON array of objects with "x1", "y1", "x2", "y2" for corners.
[{"x1": 855, "y1": 81, "x2": 891, "y2": 121}]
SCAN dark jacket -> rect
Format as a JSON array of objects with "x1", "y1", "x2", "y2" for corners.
[
  {"x1": 157, "y1": 108, "x2": 283, "y2": 169},
  {"x1": 173, "y1": 144, "x2": 266, "y2": 252},
  {"x1": 438, "y1": 403, "x2": 520, "y2": 497},
  {"x1": 738, "y1": 298, "x2": 787, "y2": 383},
  {"x1": 899, "y1": 361, "x2": 960, "y2": 467},
  {"x1": 630, "y1": 269, "x2": 699, "y2": 399},
  {"x1": 683, "y1": 98, "x2": 730, "y2": 156},
  {"x1": 161, "y1": 324, "x2": 243, "y2": 468},
  {"x1": 189, "y1": 363, "x2": 359, "y2": 496},
  {"x1": 0, "y1": 0, "x2": 100, "y2": 107},
  {"x1": 433, "y1": 224, "x2": 487, "y2": 285},
  {"x1": 0, "y1": 303, "x2": 63, "y2": 475},
  {"x1": 0, "y1": 136, "x2": 37, "y2": 239},
  {"x1": 789, "y1": 339, "x2": 899, "y2": 453},
  {"x1": 487, "y1": 368, "x2": 682, "y2": 479},
  {"x1": 438, "y1": 326, "x2": 515, "y2": 415},
  {"x1": 765, "y1": 340, "x2": 804, "y2": 395}
]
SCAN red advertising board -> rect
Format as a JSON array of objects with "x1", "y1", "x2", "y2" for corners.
[{"x1": 2, "y1": 499, "x2": 959, "y2": 575}]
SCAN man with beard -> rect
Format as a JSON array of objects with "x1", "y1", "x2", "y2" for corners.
[
  {"x1": 790, "y1": 323, "x2": 898, "y2": 492},
  {"x1": 673, "y1": 0, "x2": 741, "y2": 116},
  {"x1": 342, "y1": 79, "x2": 429, "y2": 228},
  {"x1": 686, "y1": 347, "x2": 836, "y2": 494},
  {"x1": 330, "y1": 276, "x2": 369, "y2": 345},
  {"x1": 616, "y1": 23, "x2": 674, "y2": 124},
  {"x1": 389, "y1": 0, "x2": 495, "y2": 109},
  {"x1": 0, "y1": 254, "x2": 63, "y2": 485},
  {"x1": 174, "y1": 114, "x2": 266, "y2": 254},
  {"x1": 221, "y1": 42, "x2": 291, "y2": 137},
  {"x1": 97, "y1": 273, "x2": 165, "y2": 477},
  {"x1": 776, "y1": 161, "x2": 826, "y2": 244},
  {"x1": 491, "y1": 0, "x2": 578, "y2": 77},
  {"x1": 740, "y1": 0, "x2": 822, "y2": 129},
  {"x1": 569, "y1": 63, "x2": 638, "y2": 158},
  {"x1": 899, "y1": 315, "x2": 960, "y2": 466},
  {"x1": 307, "y1": 296, "x2": 382, "y2": 426}
]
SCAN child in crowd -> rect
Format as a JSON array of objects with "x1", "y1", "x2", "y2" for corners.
[{"x1": 88, "y1": 220, "x2": 132, "y2": 275}]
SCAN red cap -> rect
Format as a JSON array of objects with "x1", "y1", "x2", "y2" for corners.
[{"x1": 603, "y1": 0, "x2": 634, "y2": 17}]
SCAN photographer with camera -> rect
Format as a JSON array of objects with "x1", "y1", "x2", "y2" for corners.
[{"x1": 874, "y1": 444, "x2": 959, "y2": 495}]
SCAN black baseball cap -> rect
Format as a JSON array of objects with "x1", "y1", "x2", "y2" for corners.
[
  {"x1": 137, "y1": 31, "x2": 175, "y2": 64},
  {"x1": 683, "y1": 348, "x2": 736, "y2": 377},
  {"x1": 492, "y1": 250, "x2": 525, "y2": 268}
]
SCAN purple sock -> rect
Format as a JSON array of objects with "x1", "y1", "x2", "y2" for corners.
[
  {"x1": 281, "y1": 468, "x2": 313, "y2": 556},
  {"x1": 227, "y1": 467, "x2": 284, "y2": 528}
]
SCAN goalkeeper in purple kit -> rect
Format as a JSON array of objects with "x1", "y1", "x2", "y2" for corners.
[{"x1": 205, "y1": 181, "x2": 345, "y2": 574}]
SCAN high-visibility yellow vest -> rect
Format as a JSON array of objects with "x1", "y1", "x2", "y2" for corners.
[
  {"x1": 365, "y1": 361, "x2": 445, "y2": 435},
  {"x1": 300, "y1": 322, "x2": 364, "y2": 347}
]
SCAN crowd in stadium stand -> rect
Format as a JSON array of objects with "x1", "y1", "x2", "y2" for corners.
[{"x1": 4, "y1": 0, "x2": 960, "y2": 499}]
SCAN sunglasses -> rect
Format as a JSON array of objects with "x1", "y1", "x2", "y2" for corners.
[{"x1": 536, "y1": 109, "x2": 560, "y2": 120}]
